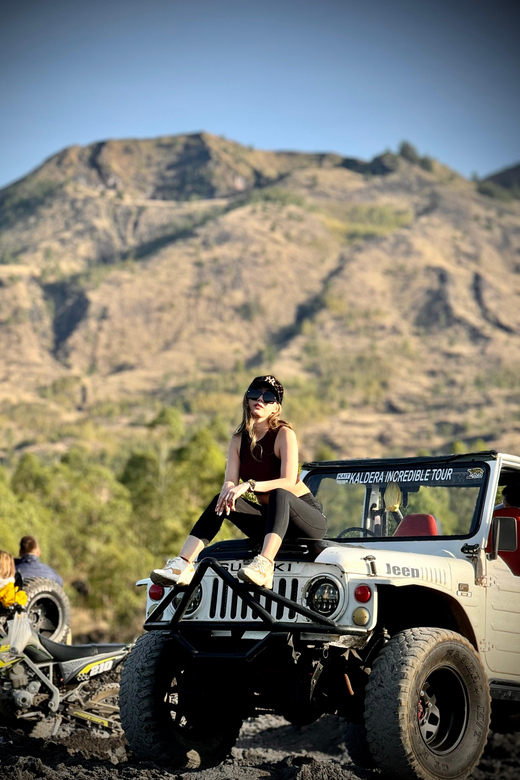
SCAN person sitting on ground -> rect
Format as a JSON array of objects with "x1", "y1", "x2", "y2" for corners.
[
  {"x1": 0, "y1": 551, "x2": 27, "y2": 609},
  {"x1": 15, "y1": 536, "x2": 63, "y2": 587},
  {"x1": 151, "y1": 375, "x2": 327, "y2": 590}
]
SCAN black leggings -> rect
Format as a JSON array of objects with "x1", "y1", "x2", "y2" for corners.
[{"x1": 190, "y1": 489, "x2": 327, "y2": 545}]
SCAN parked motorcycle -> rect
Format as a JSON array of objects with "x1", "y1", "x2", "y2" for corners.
[{"x1": 0, "y1": 605, "x2": 131, "y2": 738}]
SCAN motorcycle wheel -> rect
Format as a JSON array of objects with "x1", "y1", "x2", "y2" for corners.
[
  {"x1": 23, "y1": 578, "x2": 71, "y2": 642},
  {"x1": 119, "y1": 632, "x2": 242, "y2": 769},
  {"x1": 83, "y1": 682, "x2": 122, "y2": 735}
]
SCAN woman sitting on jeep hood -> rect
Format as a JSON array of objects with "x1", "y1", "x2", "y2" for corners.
[{"x1": 151, "y1": 375, "x2": 327, "y2": 590}]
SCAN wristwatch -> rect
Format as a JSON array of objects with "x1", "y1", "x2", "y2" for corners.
[{"x1": 248, "y1": 479, "x2": 256, "y2": 492}]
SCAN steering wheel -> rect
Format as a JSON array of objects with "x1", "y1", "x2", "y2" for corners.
[{"x1": 338, "y1": 526, "x2": 377, "y2": 538}]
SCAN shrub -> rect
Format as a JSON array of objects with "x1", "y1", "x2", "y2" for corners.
[
  {"x1": 0, "y1": 180, "x2": 62, "y2": 228},
  {"x1": 477, "y1": 181, "x2": 514, "y2": 202},
  {"x1": 420, "y1": 156, "x2": 434, "y2": 172},
  {"x1": 237, "y1": 300, "x2": 264, "y2": 321},
  {"x1": 0, "y1": 249, "x2": 16, "y2": 265},
  {"x1": 248, "y1": 187, "x2": 305, "y2": 207},
  {"x1": 398, "y1": 141, "x2": 421, "y2": 164}
]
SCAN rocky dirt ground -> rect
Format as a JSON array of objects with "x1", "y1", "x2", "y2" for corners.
[{"x1": 1, "y1": 713, "x2": 519, "y2": 780}]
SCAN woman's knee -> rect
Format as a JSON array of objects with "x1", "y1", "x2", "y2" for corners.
[
  {"x1": 266, "y1": 489, "x2": 292, "y2": 537},
  {"x1": 268, "y1": 488, "x2": 291, "y2": 505}
]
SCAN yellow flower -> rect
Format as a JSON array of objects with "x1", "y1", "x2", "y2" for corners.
[{"x1": 0, "y1": 582, "x2": 28, "y2": 608}]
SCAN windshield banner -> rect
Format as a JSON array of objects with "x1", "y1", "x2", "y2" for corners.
[{"x1": 336, "y1": 466, "x2": 485, "y2": 485}]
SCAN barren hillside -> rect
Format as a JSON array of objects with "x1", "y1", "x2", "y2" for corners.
[{"x1": 1, "y1": 133, "x2": 519, "y2": 460}]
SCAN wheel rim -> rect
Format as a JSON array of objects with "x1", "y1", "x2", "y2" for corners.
[
  {"x1": 85, "y1": 685, "x2": 122, "y2": 734},
  {"x1": 28, "y1": 596, "x2": 61, "y2": 636},
  {"x1": 88, "y1": 686, "x2": 120, "y2": 718},
  {"x1": 165, "y1": 673, "x2": 213, "y2": 741},
  {"x1": 417, "y1": 665, "x2": 469, "y2": 754}
]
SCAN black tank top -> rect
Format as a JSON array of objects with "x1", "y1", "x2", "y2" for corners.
[{"x1": 239, "y1": 428, "x2": 282, "y2": 483}]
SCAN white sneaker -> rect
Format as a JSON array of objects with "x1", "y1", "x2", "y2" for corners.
[
  {"x1": 150, "y1": 556, "x2": 195, "y2": 587},
  {"x1": 237, "y1": 555, "x2": 274, "y2": 589}
]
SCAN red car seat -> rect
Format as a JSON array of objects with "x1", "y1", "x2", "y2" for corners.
[{"x1": 393, "y1": 513, "x2": 438, "y2": 537}]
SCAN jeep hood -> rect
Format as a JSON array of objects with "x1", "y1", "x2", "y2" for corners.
[{"x1": 316, "y1": 544, "x2": 474, "y2": 590}]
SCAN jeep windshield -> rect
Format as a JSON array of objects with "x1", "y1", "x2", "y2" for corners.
[{"x1": 304, "y1": 457, "x2": 490, "y2": 541}]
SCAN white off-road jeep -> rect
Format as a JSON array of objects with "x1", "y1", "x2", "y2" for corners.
[{"x1": 119, "y1": 450, "x2": 520, "y2": 780}]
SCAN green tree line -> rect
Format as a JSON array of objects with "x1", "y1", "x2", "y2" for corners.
[{"x1": 0, "y1": 409, "x2": 236, "y2": 636}]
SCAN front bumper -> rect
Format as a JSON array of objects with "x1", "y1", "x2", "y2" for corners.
[{"x1": 144, "y1": 557, "x2": 368, "y2": 655}]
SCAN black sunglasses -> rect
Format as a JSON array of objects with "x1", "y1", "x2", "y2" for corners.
[{"x1": 246, "y1": 387, "x2": 278, "y2": 405}]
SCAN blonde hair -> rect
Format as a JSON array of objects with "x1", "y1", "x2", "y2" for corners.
[
  {"x1": 0, "y1": 550, "x2": 15, "y2": 580},
  {"x1": 235, "y1": 392, "x2": 293, "y2": 458}
]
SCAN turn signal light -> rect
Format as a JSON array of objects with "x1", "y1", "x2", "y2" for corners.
[
  {"x1": 354, "y1": 585, "x2": 372, "y2": 603},
  {"x1": 352, "y1": 607, "x2": 370, "y2": 626},
  {"x1": 149, "y1": 583, "x2": 165, "y2": 601}
]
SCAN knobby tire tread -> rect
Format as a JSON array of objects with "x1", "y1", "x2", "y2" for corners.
[
  {"x1": 364, "y1": 627, "x2": 490, "y2": 780},
  {"x1": 343, "y1": 723, "x2": 376, "y2": 768},
  {"x1": 23, "y1": 577, "x2": 71, "y2": 643},
  {"x1": 119, "y1": 632, "x2": 171, "y2": 762},
  {"x1": 119, "y1": 631, "x2": 241, "y2": 769}
]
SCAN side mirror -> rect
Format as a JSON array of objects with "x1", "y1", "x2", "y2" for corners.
[{"x1": 489, "y1": 515, "x2": 518, "y2": 560}]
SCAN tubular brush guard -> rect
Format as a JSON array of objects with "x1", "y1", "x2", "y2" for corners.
[{"x1": 143, "y1": 557, "x2": 358, "y2": 635}]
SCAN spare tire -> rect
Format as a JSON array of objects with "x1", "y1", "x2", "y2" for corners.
[{"x1": 23, "y1": 578, "x2": 71, "y2": 643}]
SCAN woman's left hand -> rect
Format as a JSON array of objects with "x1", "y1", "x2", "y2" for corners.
[{"x1": 217, "y1": 482, "x2": 250, "y2": 516}]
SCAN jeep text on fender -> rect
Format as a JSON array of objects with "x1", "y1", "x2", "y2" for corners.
[{"x1": 120, "y1": 450, "x2": 520, "y2": 780}]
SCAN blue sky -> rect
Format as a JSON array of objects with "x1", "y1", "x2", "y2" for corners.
[{"x1": 1, "y1": 0, "x2": 519, "y2": 190}]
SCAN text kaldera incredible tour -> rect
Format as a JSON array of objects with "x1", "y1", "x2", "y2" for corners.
[{"x1": 336, "y1": 468, "x2": 455, "y2": 484}]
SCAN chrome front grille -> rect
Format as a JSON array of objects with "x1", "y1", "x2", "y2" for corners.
[{"x1": 205, "y1": 575, "x2": 301, "y2": 622}]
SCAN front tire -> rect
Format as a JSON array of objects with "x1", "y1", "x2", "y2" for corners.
[
  {"x1": 343, "y1": 723, "x2": 376, "y2": 768},
  {"x1": 364, "y1": 628, "x2": 490, "y2": 780},
  {"x1": 119, "y1": 632, "x2": 242, "y2": 769}
]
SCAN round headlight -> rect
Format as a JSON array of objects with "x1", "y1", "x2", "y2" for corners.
[
  {"x1": 173, "y1": 585, "x2": 203, "y2": 616},
  {"x1": 304, "y1": 577, "x2": 341, "y2": 617}
]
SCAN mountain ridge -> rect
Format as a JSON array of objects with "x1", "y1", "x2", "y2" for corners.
[{"x1": 0, "y1": 132, "x2": 519, "y2": 461}]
